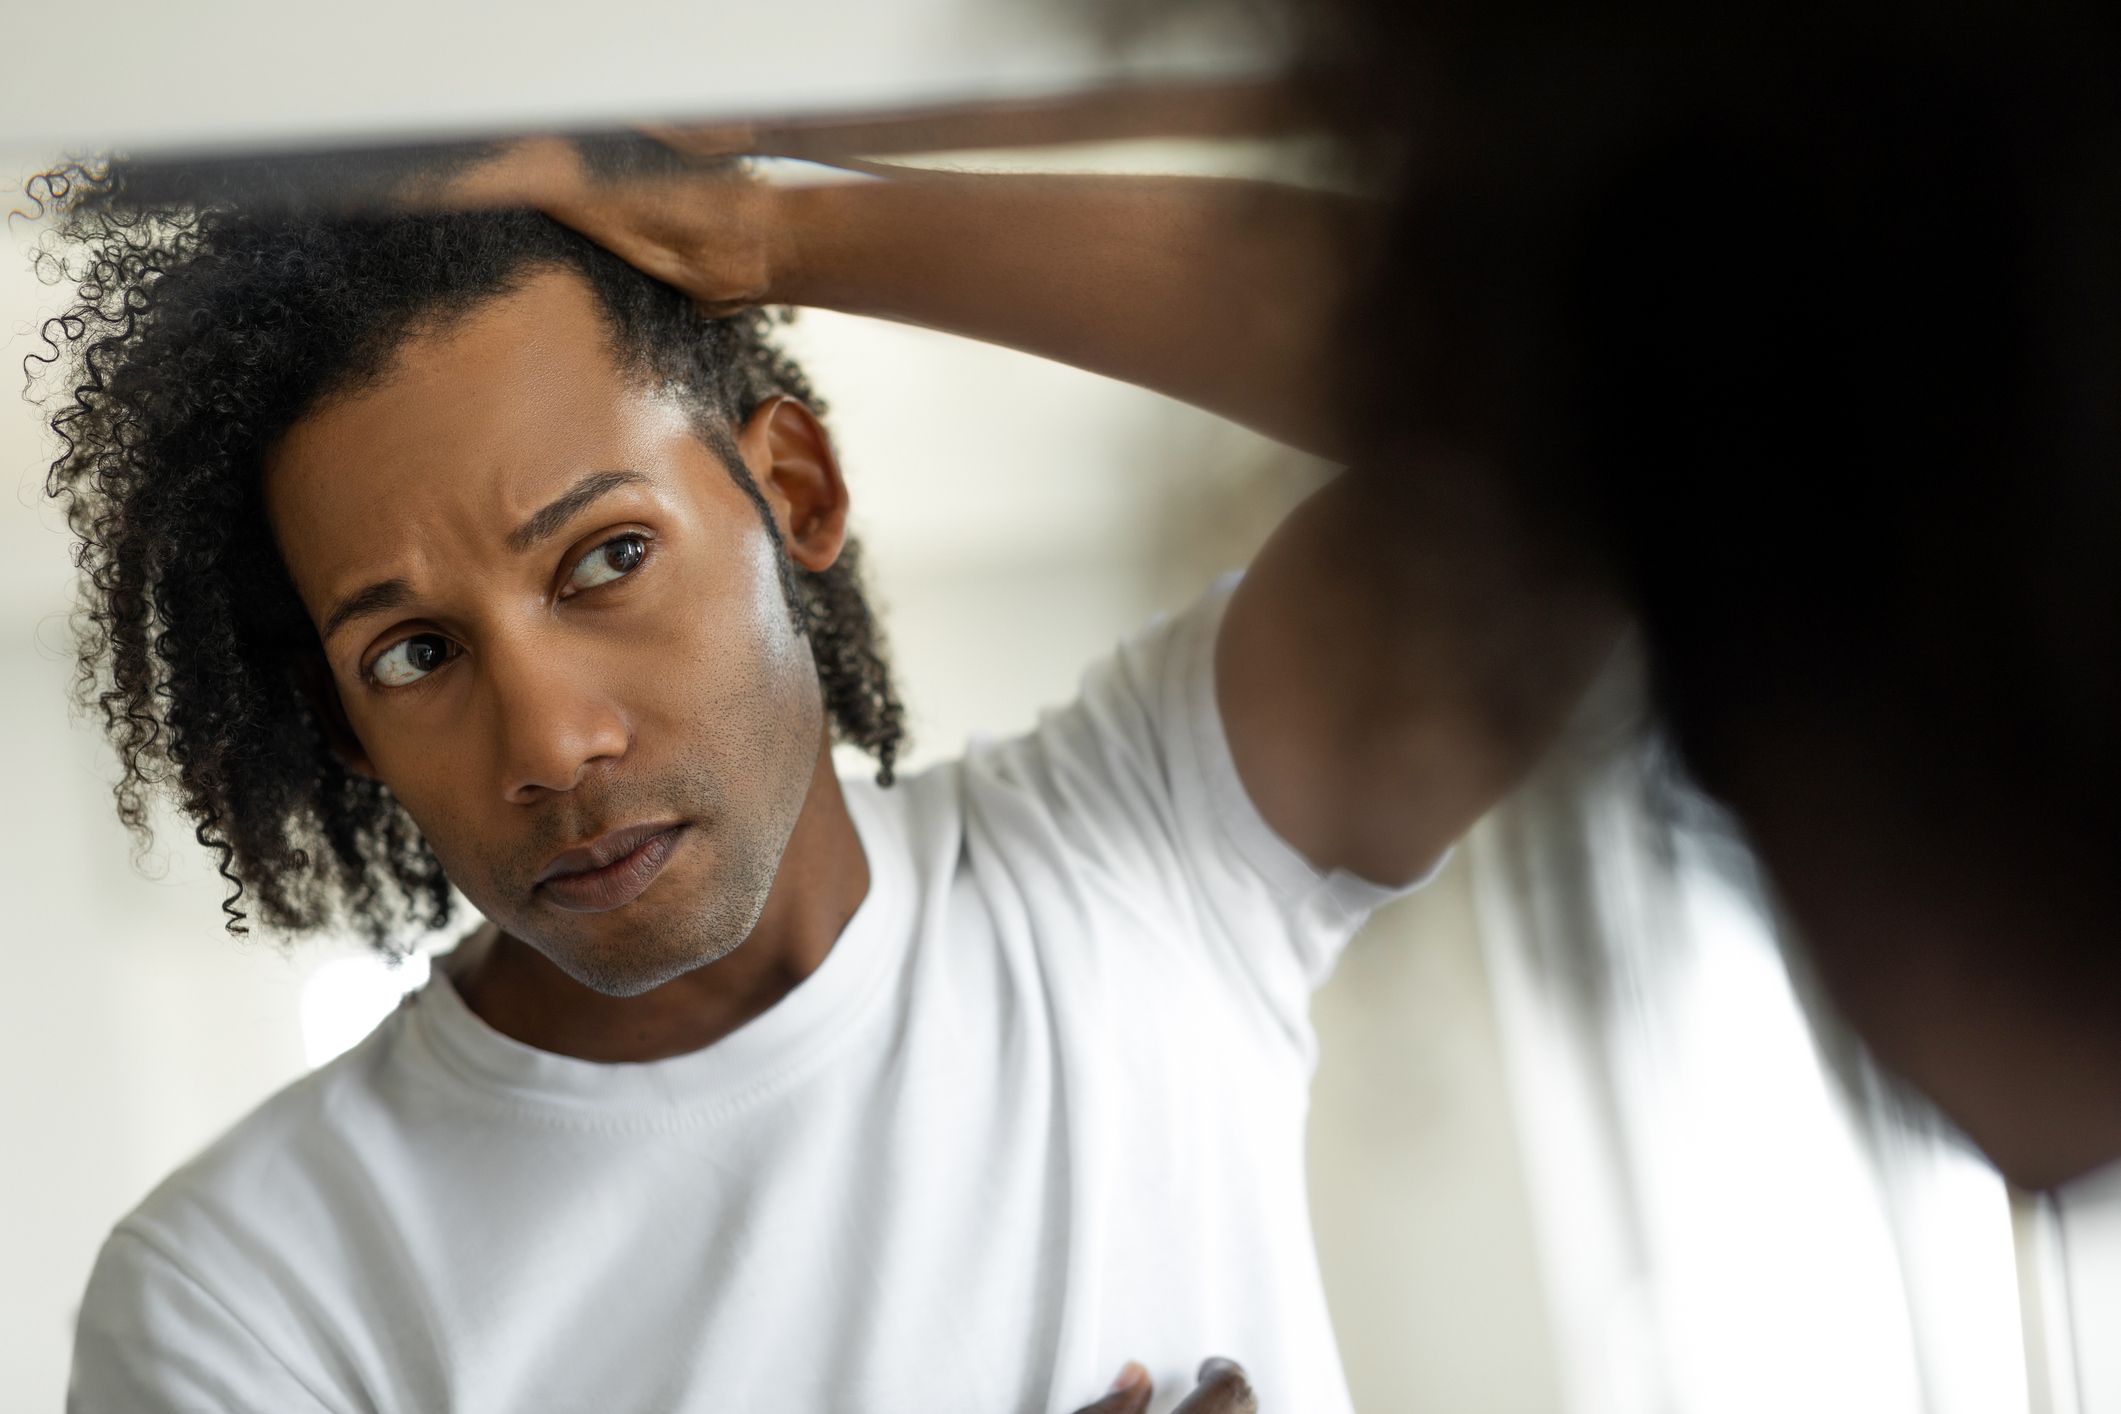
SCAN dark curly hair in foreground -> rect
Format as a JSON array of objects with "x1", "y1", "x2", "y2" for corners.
[{"x1": 26, "y1": 156, "x2": 904, "y2": 951}]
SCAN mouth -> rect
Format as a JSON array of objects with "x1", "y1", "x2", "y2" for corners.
[{"x1": 535, "y1": 821, "x2": 689, "y2": 913}]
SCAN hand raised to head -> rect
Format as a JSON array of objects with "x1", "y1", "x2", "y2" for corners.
[{"x1": 395, "y1": 128, "x2": 781, "y2": 316}]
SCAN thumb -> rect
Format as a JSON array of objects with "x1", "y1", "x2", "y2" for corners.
[
  {"x1": 1171, "y1": 1358, "x2": 1257, "y2": 1413},
  {"x1": 1067, "y1": 1361, "x2": 1154, "y2": 1414}
]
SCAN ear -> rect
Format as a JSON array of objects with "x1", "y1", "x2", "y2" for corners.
[
  {"x1": 290, "y1": 652, "x2": 378, "y2": 780},
  {"x1": 732, "y1": 395, "x2": 849, "y2": 573}
]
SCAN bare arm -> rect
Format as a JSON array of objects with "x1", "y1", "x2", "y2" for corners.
[
  {"x1": 774, "y1": 170, "x2": 1363, "y2": 463},
  {"x1": 1216, "y1": 463, "x2": 1623, "y2": 885}
]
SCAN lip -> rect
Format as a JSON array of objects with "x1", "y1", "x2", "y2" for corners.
[{"x1": 535, "y1": 821, "x2": 688, "y2": 913}]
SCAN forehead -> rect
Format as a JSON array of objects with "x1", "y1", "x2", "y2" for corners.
[{"x1": 264, "y1": 266, "x2": 692, "y2": 610}]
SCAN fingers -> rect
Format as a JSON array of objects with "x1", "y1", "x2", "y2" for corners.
[
  {"x1": 1068, "y1": 1361, "x2": 1153, "y2": 1414},
  {"x1": 1067, "y1": 1357, "x2": 1258, "y2": 1414},
  {"x1": 1172, "y1": 1358, "x2": 1258, "y2": 1414}
]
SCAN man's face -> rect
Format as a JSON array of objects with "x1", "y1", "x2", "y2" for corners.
[{"x1": 266, "y1": 267, "x2": 829, "y2": 996}]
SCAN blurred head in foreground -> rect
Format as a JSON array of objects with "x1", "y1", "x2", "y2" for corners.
[
  {"x1": 1259, "y1": 0, "x2": 2120, "y2": 1184},
  {"x1": 30, "y1": 160, "x2": 902, "y2": 996}
]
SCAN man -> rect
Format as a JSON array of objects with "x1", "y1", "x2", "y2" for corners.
[{"x1": 41, "y1": 145, "x2": 1613, "y2": 1410}]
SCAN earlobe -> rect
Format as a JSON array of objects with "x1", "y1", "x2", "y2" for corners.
[
  {"x1": 735, "y1": 395, "x2": 851, "y2": 574},
  {"x1": 290, "y1": 655, "x2": 378, "y2": 780}
]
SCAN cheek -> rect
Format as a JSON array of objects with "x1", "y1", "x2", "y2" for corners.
[
  {"x1": 664, "y1": 524, "x2": 815, "y2": 703},
  {"x1": 665, "y1": 567, "x2": 819, "y2": 801},
  {"x1": 372, "y1": 761, "x2": 489, "y2": 873}
]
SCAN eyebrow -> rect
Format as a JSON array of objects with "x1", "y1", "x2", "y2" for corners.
[
  {"x1": 319, "y1": 468, "x2": 651, "y2": 644},
  {"x1": 505, "y1": 468, "x2": 649, "y2": 554},
  {"x1": 321, "y1": 578, "x2": 415, "y2": 644}
]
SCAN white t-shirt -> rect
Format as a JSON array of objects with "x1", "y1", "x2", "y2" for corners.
[{"x1": 70, "y1": 576, "x2": 1423, "y2": 1414}]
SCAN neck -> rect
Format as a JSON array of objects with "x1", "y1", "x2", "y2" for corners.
[{"x1": 448, "y1": 736, "x2": 870, "y2": 1062}]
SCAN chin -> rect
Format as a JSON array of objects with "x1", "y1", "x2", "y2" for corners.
[
  {"x1": 551, "y1": 887, "x2": 769, "y2": 999},
  {"x1": 567, "y1": 953, "x2": 712, "y2": 1000},
  {"x1": 548, "y1": 932, "x2": 730, "y2": 999}
]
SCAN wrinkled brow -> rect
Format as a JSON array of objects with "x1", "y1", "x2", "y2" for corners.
[
  {"x1": 320, "y1": 469, "x2": 650, "y2": 643},
  {"x1": 507, "y1": 469, "x2": 649, "y2": 553},
  {"x1": 322, "y1": 578, "x2": 414, "y2": 644}
]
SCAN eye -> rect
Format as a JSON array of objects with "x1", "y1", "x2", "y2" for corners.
[
  {"x1": 369, "y1": 633, "x2": 457, "y2": 688},
  {"x1": 566, "y1": 532, "x2": 649, "y2": 593}
]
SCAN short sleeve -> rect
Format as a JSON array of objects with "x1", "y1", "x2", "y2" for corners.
[
  {"x1": 962, "y1": 572, "x2": 1443, "y2": 1049},
  {"x1": 70, "y1": 1227, "x2": 333, "y2": 1414}
]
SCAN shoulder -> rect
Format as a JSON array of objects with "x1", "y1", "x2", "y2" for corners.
[
  {"x1": 73, "y1": 1020, "x2": 411, "y2": 1409},
  {"x1": 836, "y1": 748, "x2": 968, "y2": 894},
  {"x1": 827, "y1": 581, "x2": 1246, "y2": 963},
  {"x1": 834, "y1": 579, "x2": 1242, "y2": 898},
  {"x1": 72, "y1": 1221, "x2": 337, "y2": 1412},
  {"x1": 951, "y1": 578, "x2": 1236, "y2": 831},
  {"x1": 108, "y1": 1008, "x2": 408, "y2": 1283}
]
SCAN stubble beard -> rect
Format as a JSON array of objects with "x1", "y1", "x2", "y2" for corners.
[{"x1": 495, "y1": 685, "x2": 821, "y2": 999}]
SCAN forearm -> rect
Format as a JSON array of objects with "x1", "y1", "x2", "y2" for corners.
[{"x1": 771, "y1": 170, "x2": 1368, "y2": 462}]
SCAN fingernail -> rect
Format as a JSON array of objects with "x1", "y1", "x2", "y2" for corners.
[{"x1": 1109, "y1": 1361, "x2": 1149, "y2": 1393}]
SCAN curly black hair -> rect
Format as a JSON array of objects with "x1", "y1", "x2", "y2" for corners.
[{"x1": 25, "y1": 154, "x2": 904, "y2": 952}]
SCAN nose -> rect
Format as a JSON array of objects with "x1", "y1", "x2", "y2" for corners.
[{"x1": 487, "y1": 636, "x2": 632, "y2": 804}]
